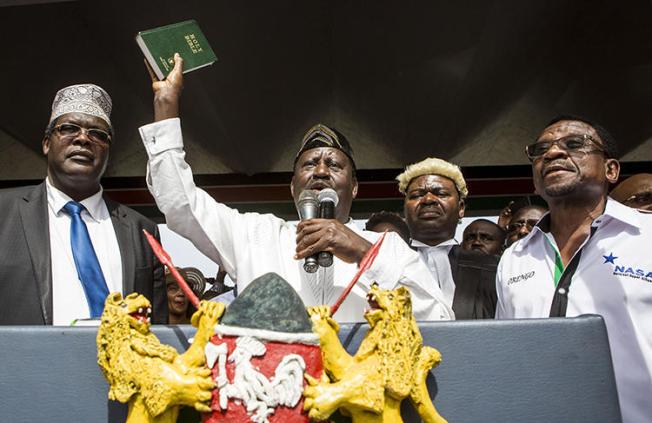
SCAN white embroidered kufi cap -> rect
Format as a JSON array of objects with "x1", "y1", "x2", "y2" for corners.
[{"x1": 49, "y1": 84, "x2": 112, "y2": 126}]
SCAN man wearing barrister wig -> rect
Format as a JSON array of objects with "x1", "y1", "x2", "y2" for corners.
[
  {"x1": 0, "y1": 84, "x2": 166, "y2": 325},
  {"x1": 397, "y1": 158, "x2": 498, "y2": 319},
  {"x1": 138, "y1": 54, "x2": 453, "y2": 322}
]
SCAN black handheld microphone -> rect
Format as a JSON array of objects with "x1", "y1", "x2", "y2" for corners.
[
  {"x1": 317, "y1": 188, "x2": 339, "y2": 268},
  {"x1": 297, "y1": 190, "x2": 320, "y2": 273}
]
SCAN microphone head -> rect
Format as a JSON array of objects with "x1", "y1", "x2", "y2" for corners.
[
  {"x1": 297, "y1": 190, "x2": 319, "y2": 220},
  {"x1": 317, "y1": 188, "x2": 339, "y2": 206},
  {"x1": 298, "y1": 190, "x2": 318, "y2": 206}
]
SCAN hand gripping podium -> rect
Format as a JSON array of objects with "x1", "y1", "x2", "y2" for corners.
[{"x1": 0, "y1": 316, "x2": 621, "y2": 422}]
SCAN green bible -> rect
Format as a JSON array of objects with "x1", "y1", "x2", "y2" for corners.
[{"x1": 136, "y1": 19, "x2": 217, "y2": 80}]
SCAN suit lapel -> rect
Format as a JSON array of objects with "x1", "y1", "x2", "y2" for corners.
[
  {"x1": 105, "y1": 197, "x2": 135, "y2": 296},
  {"x1": 18, "y1": 183, "x2": 52, "y2": 324}
]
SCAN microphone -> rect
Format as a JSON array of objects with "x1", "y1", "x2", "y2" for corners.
[
  {"x1": 297, "y1": 190, "x2": 319, "y2": 273},
  {"x1": 317, "y1": 188, "x2": 339, "y2": 267}
]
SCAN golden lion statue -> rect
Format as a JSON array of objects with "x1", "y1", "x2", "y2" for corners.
[
  {"x1": 97, "y1": 292, "x2": 224, "y2": 423},
  {"x1": 304, "y1": 283, "x2": 447, "y2": 423}
]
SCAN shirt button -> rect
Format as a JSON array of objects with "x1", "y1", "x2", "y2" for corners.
[{"x1": 558, "y1": 287, "x2": 566, "y2": 295}]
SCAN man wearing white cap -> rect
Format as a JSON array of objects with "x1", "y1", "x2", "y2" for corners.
[{"x1": 0, "y1": 84, "x2": 167, "y2": 325}]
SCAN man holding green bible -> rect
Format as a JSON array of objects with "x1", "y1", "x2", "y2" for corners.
[{"x1": 137, "y1": 54, "x2": 453, "y2": 323}]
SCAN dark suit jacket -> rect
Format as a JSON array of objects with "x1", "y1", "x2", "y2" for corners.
[
  {"x1": 0, "y1": 182, "x2": 167, "y2": 324},
  {"x1": 448, "y1": 245, "x2": 498, "y2": 320}
]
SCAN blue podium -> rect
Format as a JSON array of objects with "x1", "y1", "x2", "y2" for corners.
[{"x1": 0, "y1": 316, "x2": 621, "y2": 422}]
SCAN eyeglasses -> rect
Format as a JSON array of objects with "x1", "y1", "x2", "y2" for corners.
[
  {"x1": 525, "y1": 134, "x2": 604, "y2": 161},
  {"x1": 54, "y1": 123, "x2": 112, "y2": 145},
  {"x1": 506, "y1": 219, "x2": 539, "y2": 233}
]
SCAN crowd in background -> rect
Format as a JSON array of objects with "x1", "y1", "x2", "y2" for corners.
[{"x1": 173, "y1": 173, "x2": 652, "y2": 325}]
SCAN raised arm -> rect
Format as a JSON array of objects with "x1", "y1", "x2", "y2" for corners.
[{"x1": 139, "y1": 54, "x2": 246, "y2": 281}]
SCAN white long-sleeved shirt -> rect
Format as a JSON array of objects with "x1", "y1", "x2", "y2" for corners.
[
  {"x1": 139, "y1": 118, "x2": 454, "y2": 322},
  {"x1": 496, "y1": 198, "x2": 652, "y2": 423}
]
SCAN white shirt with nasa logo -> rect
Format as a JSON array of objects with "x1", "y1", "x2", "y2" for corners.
[{"x1": 496, "y1": 198, "x2": 652, "y2": 423}]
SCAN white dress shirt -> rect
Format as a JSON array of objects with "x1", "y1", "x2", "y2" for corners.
[
  {"x1": 411, "y1": 239, "x2": 457, "y2": 310},
  {"x1": 139, "y1": 118, "x2": 454, "y2": 322},
  {"x1": 496, "y1": 198, "x2": 652, "y2": 423},
  {"x1": 47, "y1": 178, "x2": 122, "y2": 325}
]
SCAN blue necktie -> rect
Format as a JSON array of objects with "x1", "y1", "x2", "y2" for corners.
[{"x1": 63, "y1": 201, "x2": 110, "y2": 317}]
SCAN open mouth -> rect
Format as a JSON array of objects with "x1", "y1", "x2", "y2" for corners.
[
  {"x1": 129, "y1": 306, "x2": 152, "y2": 324},
  {"x1": 308, "y1": 181, "x2": 332, "y2": 191},
  {"x1": 365, "y1": 292, "x2": 381, "y2": 314}
]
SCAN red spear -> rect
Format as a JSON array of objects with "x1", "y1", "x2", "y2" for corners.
[
  {"x1": 330, "y1": 231, "x2": 387, "y2": 315},
  {"x1": 143, "y1": 229, "x2": 200, "y2": 308}
]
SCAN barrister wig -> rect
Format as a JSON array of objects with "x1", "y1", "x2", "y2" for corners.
[{"x1": 396, "y1": 157, "x2": 468, "y2": 199}]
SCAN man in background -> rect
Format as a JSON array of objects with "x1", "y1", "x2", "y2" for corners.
[
  {"x1": 495, "y1": 116, "x2": 651, "y2": 422},
  {"x1": 365, "y1": 211, "x2": 411, "y2": 242},
  {"x1": 504, "y1": 205, "x2": 547, "y2": 247},
  {"x1": 461, "y1": 218, "x2": 505, "y2": 256},
  {"x1": 0, "y1": 84, "x2": 166, "y2": 325},
  {"x1": 610, "y1": 173, "x2": 652, "y2": 211},
  {"x1": 398, "y1": 157, "x2": 497, "y2": 319}
]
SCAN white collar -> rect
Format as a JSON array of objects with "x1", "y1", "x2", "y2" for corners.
[
  {"x1": 514, "y1": 197, "x2": 642, "y2": 252},
  {"x1": 410, "y1": 238, "x2": 458, "y2": 249},
  {"x1": 46, "y1": 177, "x2": 105, "y2": 222},
  {"x1": 601, "y1": 196, "x2": 644, "y2": 228}
]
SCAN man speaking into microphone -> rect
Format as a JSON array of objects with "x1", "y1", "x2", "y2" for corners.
[{"x1": 139, "y1": 54, "x2": 452, "y2": 322}]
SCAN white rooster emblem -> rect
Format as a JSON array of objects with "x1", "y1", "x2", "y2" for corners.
[{"x1": 205, "y1": 336, "x2": 306, "y2": 423}]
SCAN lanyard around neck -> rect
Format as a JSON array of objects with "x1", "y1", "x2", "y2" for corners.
[
  {"x1": 546, "y1": 226, "x2": 598, "y2": 317},
  {"x1": 543, "y1": 235, "x2": 564, "y2": 288}
]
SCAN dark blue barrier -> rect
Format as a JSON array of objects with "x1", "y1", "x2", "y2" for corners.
[{"x1": 0, "y1": 315, "x2": 620, "y2": 422}]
